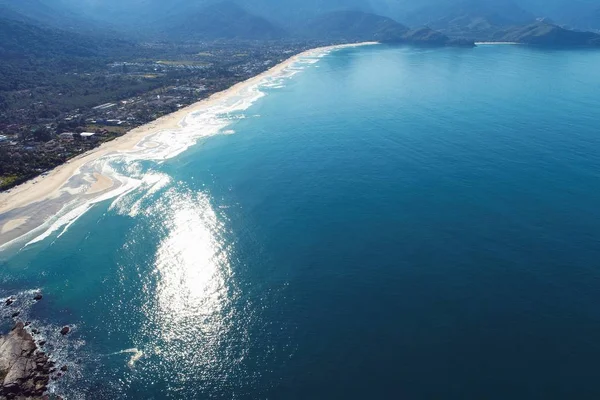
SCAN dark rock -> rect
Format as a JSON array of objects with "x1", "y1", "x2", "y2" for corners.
[
  {"x1": 60, "y1": 365, "x2": 68, "y2": 372},
  {"x1": 60, "y1": 326, "x2": 70, "y2": 335},
  {"x1": 11, "y1": 311, "x2": 20, "y2": 318},
  {"x1": 25, "y1": 321, "x2": 31, "y2": 326},
  {"x1": 33, "y1": 293, "x2": 43, "y2": 301},
  {"x1": 0, "y1": 323, "x2": 53, "y2": 399},
  {"x1": 5, "y1": 297, "x2": 14, "y2": 306},
  {"x1": 2, "y1": 383, "x2": 20, "y2": 393},
  {"x1": 31, "y1": 328, "x2": 40, "y2": 334},
  {"x1": 39, "y1": 340, "x2": 47, "y2": 347}
]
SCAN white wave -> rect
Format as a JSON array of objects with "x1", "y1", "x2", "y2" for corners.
[
  {"x1": 15, "y1": 46, "x2": 344, "y2": 249},
  {"x1": 106, "y1": 348, "x2": 144, "y2": 369},
  {"x1": 24, "y1": 171, "x2": 141, "y2": 247}
]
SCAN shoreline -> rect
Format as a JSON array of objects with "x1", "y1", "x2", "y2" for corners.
[
  {"x1": 0, "y1": 42, "x2": 378, "y2": 248},
  {"x1": 475, "y1": 42, "x2": 520, "y2": 45}
]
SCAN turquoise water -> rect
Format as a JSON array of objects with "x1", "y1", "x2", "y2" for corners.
[{"x1": 2, "y1": 44, "x2": 600, "y2": 398}]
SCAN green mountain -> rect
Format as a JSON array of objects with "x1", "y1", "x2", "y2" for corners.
[
  {"x1": 158, "y1": 2, "x2": 288, "y2": 40},
  {"x1": 0, "y1": 17, "x2": 99, "y2": 60},
  {"x1": 400, "y1": 27, "x2": 474, "y2": 46},
  {"x1": 497, "y1": 21, "x2": 600, "y2": 45},
  {"x1": 300, "y1": 10, "x2": 474, "y2": 46},
  {"x1": 51, "y1": 0, "x2": 373, "y2": 26},
  {"x1": 516, "y1": 0, "x2": 599, "y2": 29},
  {"x1": 388, "y1": 0, "x2": 534, "y2": 41},
  {"x1": 0, "y1": 0, "x2": 110, "y2": 34},
  {"x1": 571, "y1": 6, "x2": 600, "y2": 31},
  {"x1": 300, "y1": 10, "x2": 410, "y2": 42},
  {"x1": 0, "y1": 10, "x2": 134, "y2": 91},
  {"x1": 372, "y1": 0, "x2": 534, "y2": 28}
]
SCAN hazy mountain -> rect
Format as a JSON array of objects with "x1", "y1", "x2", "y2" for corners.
[
  {"x1": 237, "y1": 0, "x2": 373, "y2": 23},
  {"x1": 569, "y1": 6, "x2": 600, "y2": 31},
  {"x1": 4, "y1": 0, "x2": 600, "y2": 44},
  {"x1": 371, "y1": 0, "x2": 600, "y2": 32},
  {"x1": 400, "y1": 26, "x2": 471, "y2": 45},
  {"x1": 391, "y1": 0, "x2": 535, "y2": 40},
  {"x1": 53, "y1": 0, "x2": 372, "y2": 25},
  {"x1": 0, "y1": 9, "x2": 132, "y2": 61},
  {"x1": 371, "y1": 0, "x2": 533, "y2": 25},
  {"x1": 29, "y1": 0, "x2": 596, "y2": 31},
  {"x1": 300, "y1": 11, "x2": 409, "y2": 41},
  {"x1": 0, "y1": 19, "x2": 102, "y2": 62},
  {"x1": 299, "y1": 11, "x2": 474, "y2": 46},
  {"x1": 0, "y1": 0, "x2": 110, "y2": 33},
  {"x1": 497, "y1": 21, "x2": 600, "y2": 45},
  {"x1": 516, "y1": 0, "x2": 599, "y2": 27},
  {"x1": 159, "y1": 2, "x2": 287, "y2": 40}
]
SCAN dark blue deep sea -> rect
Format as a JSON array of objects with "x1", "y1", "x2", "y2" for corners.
[{"x1": 2, "y1": 44, "x2": 600, "y2": 399}]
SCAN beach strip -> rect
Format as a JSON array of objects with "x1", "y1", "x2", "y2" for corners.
[{"x1": 0, "y1": 42, "x2": 378, "y2": 246}]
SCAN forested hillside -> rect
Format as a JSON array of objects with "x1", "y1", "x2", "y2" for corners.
[{"x1": 158, "y1": 2, "x2": 288, "y2": 40}]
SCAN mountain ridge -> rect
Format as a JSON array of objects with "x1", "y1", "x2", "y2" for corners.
[{"x1": 158, "y1": 1, "x2": 288, "y2": 41}]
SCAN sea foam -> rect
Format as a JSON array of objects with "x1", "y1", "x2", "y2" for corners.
[{"x1": 9, "y1": 47, "x2": 341, "y2": 250}]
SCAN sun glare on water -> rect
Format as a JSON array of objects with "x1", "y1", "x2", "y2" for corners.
[{"x1": 132, "y1": 189, "x2": 249, "y2": 388}]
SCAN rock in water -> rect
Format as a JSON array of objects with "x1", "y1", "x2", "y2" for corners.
[
  {"x1": 33, "y1": 294, "x2": 43, "y2": 301},
  {"x1": 0, "y1": 322, "x2": 51, "y2": 399},
  {"x1": 4, "y1": 298, "x2": 13, "y2": 307},
  {"x1": 59, "y1": 326, "x2": 70, "y2": 336}
]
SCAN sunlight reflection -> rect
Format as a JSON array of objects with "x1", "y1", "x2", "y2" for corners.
[
  {"x1": 140, "y1": 189, "x2": 240, "y2": 380},
  {"x1": 155, "y1": 195, "x2": 228, "y2": 324}
]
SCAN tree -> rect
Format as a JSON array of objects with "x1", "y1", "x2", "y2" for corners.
[{"x1": 32, "y1": 127, "x2": 52, "y2": 142}]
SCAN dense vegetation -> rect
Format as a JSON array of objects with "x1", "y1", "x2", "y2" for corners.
[
  {"x1": 497, "y1": 21, "x2": 600, "y2": 45},
  {"x1": 160, "y1": 2, "x2": 287, "y2": 40},
  {"x1": 301, "y1": 11, "x2": 410, "y2": 42},
  {"x1": 25, "y1": 0, "x2": 600, "y2": 32}
]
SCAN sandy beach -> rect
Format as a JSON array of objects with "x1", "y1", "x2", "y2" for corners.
[
  {"x1": 474, "y1": 42, "x2": 520, "y2": 45},
  {"x1": 0, "y1": 42, "x2": 378, "y2": 246}
]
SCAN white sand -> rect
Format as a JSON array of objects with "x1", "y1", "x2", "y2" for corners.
[
  {"x1": 1, "y1": 218, "x2": 29, "y2": 235},
  {"x1": 475, "y1": 42, "x2": 520, "y2": 45},
  {"x1": 0, "y1": 42, "x2": 378, "y2": 242},
  {"x1": 87, "y1": 173, "x2": 114, "y2": 195}
]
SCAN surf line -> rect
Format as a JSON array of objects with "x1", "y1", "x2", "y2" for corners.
[{"x1": 105, "y1": 348, "x2": 144, "y2": 368}]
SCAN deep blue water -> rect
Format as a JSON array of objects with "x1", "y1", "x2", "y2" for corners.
[{"x1": 2, "y1": 44, "x2": 600, "y2": 399}]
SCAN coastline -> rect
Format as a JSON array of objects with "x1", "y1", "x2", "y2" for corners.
[
  {"x1": 0, "y1": 42, "x2": 378, "y2": 248},
  {"x1": 475, "y1": 42, "x2": 520, "y2": 45}
]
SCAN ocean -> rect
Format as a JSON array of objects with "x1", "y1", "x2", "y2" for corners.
[{"x1": 2, "y1": 44, "x2": 600, "y2": 399}]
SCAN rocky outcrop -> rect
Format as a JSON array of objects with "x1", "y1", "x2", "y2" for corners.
[{"x1": 0, "y1": 322, "x2": 53, "y2": 400}]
